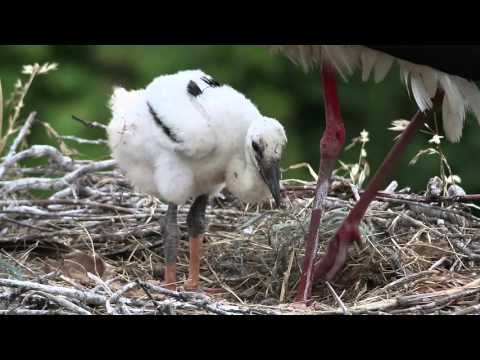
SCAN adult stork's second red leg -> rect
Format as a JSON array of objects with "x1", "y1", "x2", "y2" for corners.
[
  {"x1": 313, "y1": 92, "x2": 443, "y2": 283},
  {"x1": 295, "y1": 64, "x2": 346, "y2": 303}
]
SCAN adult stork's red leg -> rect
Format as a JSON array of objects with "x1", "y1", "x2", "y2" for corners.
[
  {"x1": 295, "y1": 64, "x2": 346, "y2": 304},
  {"x1": 313, "y1": 92, "x2": 443, "y2": 283}
]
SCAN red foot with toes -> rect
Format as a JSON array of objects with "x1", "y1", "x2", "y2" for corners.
[{"x1": 313, "y1": 224, "x2": 362, "y2": 282}]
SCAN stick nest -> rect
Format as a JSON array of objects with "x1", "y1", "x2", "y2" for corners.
[{"x1": 1, "y1": 115, "x2": 480, "y2": 315}]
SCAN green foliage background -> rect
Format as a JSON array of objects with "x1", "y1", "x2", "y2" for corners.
[{"x1": 2, "y1": 45, "x2": 479, "y2": 193}]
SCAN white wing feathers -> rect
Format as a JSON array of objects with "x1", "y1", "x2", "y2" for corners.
[
  {"x1": 109, "y1": 70, "x2": 219, "y2": 161},
  {"x1": 439, "y1": 75, "x2": 466, "y2": 143},
  {"x1": 373, "y1": 53, "x2": 394, "y2": 83},
  {"x1": 271, "y1": 45, "x2": 480, "y2": 143},
  {"x1": 322, "y1": 46, "x2": 358, "y2": 81},
  {"x1": 452, "y1": 76, "x2": 480, "y2": 127},
  {"x1": 360, "y1": 50, "x2": 378, "y2": 82}
]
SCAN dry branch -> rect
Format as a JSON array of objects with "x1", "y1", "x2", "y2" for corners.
[
  {"x1": 0, "y1": 159, "x2": 115, "y2": 194},
  {"x1": 0, "y1": 145, "x2": 74, "y2": 179},
  {"x1": 2, "y1": 112, "x2": 37, "y2": 160}
]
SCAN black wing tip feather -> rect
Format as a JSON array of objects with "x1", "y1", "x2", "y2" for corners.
[
  {"x1": 201, "y1": 76, "x2": 221, "y2": 88},
  {"x1": 147, "y1": 102, "x2": 182, "y2": 143},
  {"x1": 187, "y1": 76, "x2": 222, "y2": 98}
]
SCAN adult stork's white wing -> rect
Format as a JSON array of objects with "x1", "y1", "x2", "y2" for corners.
[
  {"x1": 270, "y1": 45, "x2": 480, "y2": 143},
  {"x1": 268, "y1": 45, "x2": 480, "y2": 304}
]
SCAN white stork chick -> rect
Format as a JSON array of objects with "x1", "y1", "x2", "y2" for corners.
[{"x1": 107, "y1": 69, "x2": 287, "y2": 291}]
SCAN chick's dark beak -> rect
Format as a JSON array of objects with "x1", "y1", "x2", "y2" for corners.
[{"x1": 259, "y1": 159, "x2": 282, "y2": 208}]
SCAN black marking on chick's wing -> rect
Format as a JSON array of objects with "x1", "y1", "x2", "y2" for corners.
[
  {"x1": 187, "y1": 80, "x2": 203, "y2": 97},
  {"x1": 147, "y1": 102, "x2": 182, "y2": 143},
  {"x1": 201, "y1": 76, "x2": 221, "y2": 88}
]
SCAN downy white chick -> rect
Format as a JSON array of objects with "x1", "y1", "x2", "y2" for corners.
[{"x1": 107, "y1": 69, "x2": 287, "y2": 290}]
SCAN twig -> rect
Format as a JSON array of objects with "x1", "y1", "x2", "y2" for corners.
[
  {"x1": 0, "y1": 278, "x2": 145, "y2": 308},
  {"x1": 376, "y1": 271, "x2": 438, "y2": 294},
  {"x1": 279, "y1": 248, "x2": 295, "y2": 304},
  {"x1": 110, "y1": 282, "x2": 139, "y2": 304},
  {"x1": 0, "y1": 160, "x2": 116, "y2": 194},
  {"x1": 136, "y1": 281, "x2": 176, "y2": 315},
  {"x1": 137, "y1": 281, "x2": 284, "y2": 315},
  {"x1": 59, "y1": 135, "x2": 108, "y2": 146},
  {"x1": 35, "y1": 290, "x2": 92, "y2": 315},
  {"x1": 450, "y1": 238, "x2": 480, "y2": 261},
  {"x1": 2, "y1": 112, "x2": 37, "y2": 160},
  {"x1": 325, "y1": 282, "x2": 350, "y2": 315},
  {"x1": 0, "y1": 145, "x2": 74, "y2": 179},
  {"x1": 0, "y1": 309, "x2": 75, "y2": 315},
  {"x1": 71, "y1": 115, "x2": 107, "y2": 130},
  {"x1": 0, "y1": 199, "x2": 136, "y2": 214},
  {"x1": 0, "y1": 225, "x2": 163, "y2": 248},
  {"x1": 204, "y1": 258, "x2": 243, "y2": 304},
  {"x1": 453, "y1": 304, "x2": 480, "y2": 315}
]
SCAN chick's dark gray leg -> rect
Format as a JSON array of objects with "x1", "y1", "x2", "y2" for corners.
[
  {"x1": 184, "y1": 195, "x2": 208, "y2": 291},
  {"x1": 163, "y1": 203, "x2": 179, "y2": 290}
]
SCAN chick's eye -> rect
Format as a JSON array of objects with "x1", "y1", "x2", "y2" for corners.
[{"x1": 252, "y1": 141, "x2": 261, "y2": 154}]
